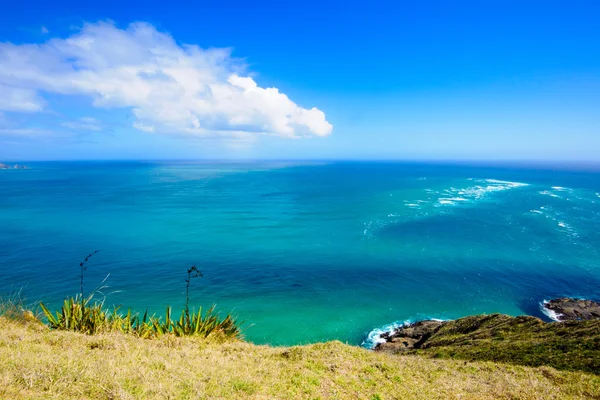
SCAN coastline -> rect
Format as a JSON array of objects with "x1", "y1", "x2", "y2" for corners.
[
  {"x1": 364, "y1": 298, "x2": 600, "y2": 350},
  {"x1": 1, "y1": 296, "x2": 599, "y2": 398},
  {"x1": 365, "y1": 298, "x2": 600, "y2": 375}
]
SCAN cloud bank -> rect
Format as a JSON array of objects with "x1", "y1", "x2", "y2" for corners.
[{"x1": 0, "y1": 21, "x2": 332, "y2": 139}]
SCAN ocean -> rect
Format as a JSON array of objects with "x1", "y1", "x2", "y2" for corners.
[{"x1": 1, "y1": 161, "x2": 599, "y2": 346}]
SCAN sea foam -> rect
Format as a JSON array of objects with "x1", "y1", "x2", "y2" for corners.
[
  {"x1": 432, "y1": 178, "x2": 529, "y2": 208},
  {"x1": 362, "y1": 318, "x2": 447, "y2": 349},
  {"x1": 540, "y1": 190, "x2": 561, "y2": 199},
  {"x1": 540, "y1": 300, "x2": 563, "y2": 322},
  {"x1": 361, "y1": 320, "x2": 410, "y2": 349}
]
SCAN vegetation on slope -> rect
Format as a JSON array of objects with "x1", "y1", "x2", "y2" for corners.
[
  {"x1": 2, "y1": 251, "x2": 599, "y2": 398},
  {"x1": 1, "y1": 317, "x2": 600, "y2": 400},
  {"x1": 37, "y1": 253, "x2": 242, "y2": 339},
  {"x1": 384, "y1": 314, "x2": 600, "y2": 374}
]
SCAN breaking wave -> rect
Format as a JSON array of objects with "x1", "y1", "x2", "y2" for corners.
[
  {"x1": 362, "y1": 318, "x2": 447, "y2": 349},
  {"x1": 540, "y1": 300, "x2": 562, "y2": 322},
  {"x1": 363, "y1": 178, "x2": 530, "y2": 237},
  {"x1": 433, "y1": 179, "x2": 529, "y2": 207}
]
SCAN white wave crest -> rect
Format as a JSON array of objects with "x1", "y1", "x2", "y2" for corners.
[
  {"x1": 528, "y1": 206, "x2": 579, "y2": 238},
  {"x1": 432, "y1": 179, "x2": 528, "y2": 207},
  {"x1": 539, "y1": 186, "x2": 590, "y2": 203},
  {"x1": 437, "y1": 199, "x2": 455, "y2": 205},
  {"x1": 557, "y1": 220, "x2": 578, "y2": 237},
  {"x1": 437, "y1": 197, "x2": 469, "y2": 206},
  {"x1": 361, "y1": 320, "x2": 410, "y2": 349},
  {"x1": 372, "y1": 177, "x2": 530, "y2": 236},
  {"x1": 539, "y1": 190, "x2": 561, "y2": 199},
  {"x1": 361, "y1": 318, "x2": 447, "y2": 349},
  {"x1": 484, "y1": 179, "x2": 529, "y2": 187},
  {"x1": 540, "y1": 300, "x2": 563, "y2": 322}
]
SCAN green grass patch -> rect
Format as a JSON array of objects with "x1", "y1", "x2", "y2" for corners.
[{"x1": 405, "y1": 314, "x2": 600, "y2": 374}]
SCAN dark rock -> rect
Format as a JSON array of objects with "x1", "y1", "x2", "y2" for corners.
[
  {"x1": 375, "y1": 319, "x2": 445, "y2": 353},
  {"x1": 544, "y1": 298, "x2": 600, "y2": 321}
]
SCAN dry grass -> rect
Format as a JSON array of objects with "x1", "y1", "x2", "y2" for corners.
[
  {"x1": 1, "y1": 317, "x2": 599, "y2": 399},
  {"x1": 0, "y1": 291, "x2": 41, "y2": 321}
]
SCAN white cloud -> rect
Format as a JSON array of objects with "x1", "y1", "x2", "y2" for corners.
[
  {"x1": 0, "y1": 21, "x2": 332, "y2": 140},
  {"x1": 41, "y1": 26, "x2": 49, "y2": 35},
  {"x1": 0, "y1": 84, "x2": 45, "y2": 112}
]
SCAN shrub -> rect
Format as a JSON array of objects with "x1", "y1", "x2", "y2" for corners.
[{"x1": 39, "y1": 254, "x2": 242, "y2": 339}]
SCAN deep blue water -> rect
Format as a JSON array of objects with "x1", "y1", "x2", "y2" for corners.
[{"x1": 1, "y1": 161, "x2": 599, "y2": 346}]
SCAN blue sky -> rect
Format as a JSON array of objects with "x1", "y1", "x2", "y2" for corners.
[{"x1": 1, "y1": 0, "x2": 599, "y2": 161}]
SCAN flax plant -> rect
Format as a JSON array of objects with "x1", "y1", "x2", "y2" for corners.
[
  {"x1": 151, "y1": 266, "x2": 242, "y2": 339},
  {"x1": 39, "y1": 254, "x2": 241, "y2": 339}
]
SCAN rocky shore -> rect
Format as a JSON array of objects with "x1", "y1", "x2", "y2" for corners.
[
  {"x1": 372, "y1": 298, "x2": 600, "y2": 374},
  {"x1": 543, "y1": 297, "x2": 600, "y2": 321},
  {"x1": 375, "y1": 319, "x2": 445, "y2": 352},
  {"x1": 374, "y1": 298, "x2": 600, "y2": 353}
]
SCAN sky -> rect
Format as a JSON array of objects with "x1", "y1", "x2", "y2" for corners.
[{"x1": 0, "y1": 0, "x2": 599, "y2": 161}]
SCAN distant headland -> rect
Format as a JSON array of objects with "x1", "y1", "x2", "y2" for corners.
[{"x1": 0, "y1": 163, "x2": 28, "y2": 170}]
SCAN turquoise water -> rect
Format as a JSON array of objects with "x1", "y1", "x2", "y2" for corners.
[{"x1": 1, "y1": 161, "x2": 600, "y2": 346}]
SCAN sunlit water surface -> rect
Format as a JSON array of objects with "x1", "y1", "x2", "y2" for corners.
[{"x1": 1, "y1": 161, "x2": 599, "y2": 346}]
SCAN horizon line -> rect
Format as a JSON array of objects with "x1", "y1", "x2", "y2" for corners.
[{"x1": 3, "y1": 158, "x2": 600, "y2": 170}]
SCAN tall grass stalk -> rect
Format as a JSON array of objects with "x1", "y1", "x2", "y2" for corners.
[
  {"x1": 38, "y1": 255, "x2": 242, "y2": 339},
  {"x1": 80, "y1": 250, "x2": 98, "y2": 301}
]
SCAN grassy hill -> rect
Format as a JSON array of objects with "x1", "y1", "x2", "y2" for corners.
[
  {"x1": 1, "y1": 317, "x2": 600, "y2": 399},
  {"x1": 378, "y1": 314, "x2": 600, "y2": 375}
]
